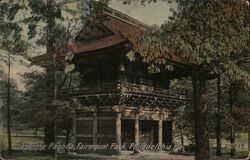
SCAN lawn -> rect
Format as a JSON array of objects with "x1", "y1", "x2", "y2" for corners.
[
  {"x1": 0, "y1": 132, "x2": 43, "y2": 151},
  {"x1": 210, "y1": 133, "x2": 248, "y2": 153},
  {"x1": 0, "y1": 130, "x2": 249, "y2": 160},
  {"x1": 1, "y1": 152, "x2": 54, "y2": 160},
  {"x1": 1, "y1": 151, "x2": 249, "y2": 160}
]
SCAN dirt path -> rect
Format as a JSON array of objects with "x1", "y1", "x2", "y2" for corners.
[{"x1": 68, "y1": 151, "x2": 194, "y2": 160}]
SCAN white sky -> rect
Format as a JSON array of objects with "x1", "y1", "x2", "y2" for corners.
[{"x1": 109, "y1": 0, "x2": 176, "y2": 25}]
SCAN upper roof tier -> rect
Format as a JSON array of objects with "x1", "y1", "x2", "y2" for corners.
[
  {"x1": 69, "y1": 7, "x2": 149, "y2": 54},
  {"x1": 29, "y1": 6, "x2": 150, "y2": 65}
]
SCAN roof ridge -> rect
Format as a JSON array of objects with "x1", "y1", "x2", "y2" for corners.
[{"x1": 104, "y1": 7, "x2": 149, "y2": 30}]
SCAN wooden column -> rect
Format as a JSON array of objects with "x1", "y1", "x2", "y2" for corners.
[
  {"x1": 135, "y1": 115, "x2": 140, "y2": 144},
  {"x1": 116, "y1": 113, "x2": 121, "y2": 146},
  {"x1": 72, "y1": 112, "x2": 77, "y2": 146},
  {"x1": 169, "y1": 121, "x2": 173, "y2": 145},
  {"x1": 93, "y1": 112, "x2": 97, "y2": 145},
  {"x1": 158, "y1": 120, "x2": 163, "y2": 145}
]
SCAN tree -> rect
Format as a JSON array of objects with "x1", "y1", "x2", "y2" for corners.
[
  {"x1": 18, "y1": 71, "x2": 76, "y2": 146},
  {"x1": 23, "y1": 0, "x2": 111, "y2": 148},
  {"x1": 0, "y1": 71, "x2": 5, "y2": 158},
  {"x1": 169, "y1": 78, "x2": 194, "y2": 147},
  {"x1": 23, "y1": 0, "x2": 82, "y2": 148},
  {"x1": 215, "y1": 76, "x2": 222, "y2": 156},
  {"x1": 129, "y1": 1, "x2": 249, "y2": 159},
  {"x1": 0, "y1": 1, "x2": 27, "y2": 154}
]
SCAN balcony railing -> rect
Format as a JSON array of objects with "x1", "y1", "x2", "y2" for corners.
[
  {"x1": 70, "y1": 83, "x2": 120, "y2": 96},
  {"x1": 70, "y1": 82, "x2": 187, "y2": 101},
  {"x1": 119, "y1": 83, "x2": 186, "y2": 100}
]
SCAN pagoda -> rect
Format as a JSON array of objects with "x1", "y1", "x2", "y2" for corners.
[{"x1": 29, "y1": 7, "x2": 191, "y2": 152}]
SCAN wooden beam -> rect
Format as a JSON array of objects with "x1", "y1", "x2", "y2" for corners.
[
  {"x1": 158, "y1": 120, "x2": 163, "y2": 146},
  {"x1": 116, "y1": 112, "x2": 122, "y2": 152},
  {"x1": 135, "y1": 114, "x2": 140, "y2": 144},
  {"x1": 93, "y1": 112, "x2": 97, "y2": 145}
]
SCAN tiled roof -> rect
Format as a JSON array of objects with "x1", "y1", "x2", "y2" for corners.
[
  {"x1": 29, "y1": 7, "x2": 149, "y2": 64},
  {"x1": 70, "y1": 34, "x2": 125, "y2": 54},
  {"x1": 28, "y1": 49, "x2": 66, "y2": 66},
  {"x1": 71, "y1": 9, "x2": 149, "y2": 54}
]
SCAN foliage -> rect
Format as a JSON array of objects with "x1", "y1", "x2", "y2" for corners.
[
  {"x1": 0, "y1": 76, "x2": 24, "y2": 128},
  {"x1": 129, "y1": 0, "x2": 250, "y2": 83},
  {"x1": 2, "y1": 0, "x2": 113, "y2": 143},
  {"x1": 126, "y1": 0, "x2": 249, "y2": 158},
  {"x1": 18, "y1": 72, "x2": 76, "y2": 135},
  {"x1": 170, "y1": 78, "x2": 194, "y2": 144},
  {"x1": 0, "y1": 0, "x2": 28, "y2": 54}
]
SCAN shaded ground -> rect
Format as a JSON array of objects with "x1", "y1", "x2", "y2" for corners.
[
  {"x1": 64, "y1": 151, "x2": 194, "y2": 160},
  {"x1": 1, "y1": 151, "x2": 249, "y2": 160},
  {"x1": 63, "y1": 151, "x2": 249, "y2": 160},
  {"x1": 0, "y1": 131, "x2": 248, "y2": 160},
  {"x1": 2, "y1": 151, "x2": 194, "y2": 160}
]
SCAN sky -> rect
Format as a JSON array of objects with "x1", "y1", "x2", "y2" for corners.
[
  {"x1": 0, "y1": 0, "x2": 176, "y2": 91},
  {"x1": 109, "y1": 0, "x2": 176, "y2": 25}
]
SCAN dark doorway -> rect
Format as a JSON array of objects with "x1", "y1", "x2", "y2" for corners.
[
  {"x1": 121, "y1": 120, "x2": 135, "y2": 146},
  {"x1": 163, "y1": 121, "x2": 172, "y2": 145},
  {"x1": 140, "y1": 120, "x2": 158, "y2": 145}
]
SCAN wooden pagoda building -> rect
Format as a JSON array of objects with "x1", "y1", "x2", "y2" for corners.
[{"x1": 30, "y1": 7, "x2": 190, "y2": 152}]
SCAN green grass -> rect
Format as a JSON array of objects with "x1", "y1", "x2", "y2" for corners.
[
  {"x1": 0, "y1": 130, "x2": 249, "y2": 160},
  {"x1": 1, "y1": 134, "x2": 43, "y2": 151},
  {"x1": 209, "y1": 133, "x2": 249, "y2": 160},
  {"x1": 12, "y1": 129, "x2": 43, "y2": 135},
  {"x1": 210, "y1": 133, "x2": 248, "y2": 153},
  {"x1": 2, "y1": 152, "x2": 54, "y2": 160}
]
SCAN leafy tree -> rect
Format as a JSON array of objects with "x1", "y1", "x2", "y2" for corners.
[
  {"x1": 170, "y1": 78, "x2": 194, "y2": 147},
  {"x1": 129, "y1": 1, "x2": 249, "y2": 159},
  {"x1": 22, "y1": 0, "x2": 81, "y2": 148},
  {"x1": 0, "y1": 0, "x2": 28, "y2": 154},
  {"x1": 0, "y1": 71, "x2": 5, "y2": 158},
  {"x1": 22, "y1": 0, "x2": 111, "y2": 148},
  {"x1": 18, "y1": 71, "x2": 76, "y2": 145}
]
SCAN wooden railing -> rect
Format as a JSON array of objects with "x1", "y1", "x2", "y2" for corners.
[
  {"x1": 119, "y1": 83, "x2": 186, "y2": 100},
  {"x1": 70, "y1": 82, "x2": 186, "y2": 101},
  {"x1": 70, "y1": 83, "x2": 120, "y2": 96}
]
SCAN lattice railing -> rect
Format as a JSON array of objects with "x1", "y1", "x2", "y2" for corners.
[
  {"x1": 70, "y1": 82, "x2": 186, "y2": 100},
  {"x1": 119, "y1": 83, "x2": 186, "y2": 100}
]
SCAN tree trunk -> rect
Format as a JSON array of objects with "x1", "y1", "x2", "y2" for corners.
[
  {"x1": 192, "y1": 66, "x2": 210, "y2": 160},
  {"x1": 44, "y1": 123, "x2": 55, "y2": 151},
  {"x1": 44, "y1": 0, "x2": 57, "y2": 150},
  {"x1": 44, "y1": 67, "x2": 56, "y2": 150},
  {"x1": 7, "y1": 51, "x2": 12, "y2": 155},
  {"x1": 216, "y1": 76, "x2": 221, "y2": 156},
  {"x1": 35, "y1": 128, "x2": 38, "y2": 137},
  {"x1": 229, "y1": 85, "x2": 235, "y2": 158},
  {"x1": 248, "y1": 113, "x2": 250, "y2": 157},
  {"x1": 0, "y1": 80, "x2": 4, "y2": 158},
  {"x1": 65, "y1": 121, "x2": 71, "y2": 145}
]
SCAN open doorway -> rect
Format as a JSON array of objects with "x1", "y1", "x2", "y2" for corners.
[
  {"x1": 140, "y1": 120, "x2": 158, "y2": 145},
  {"x1": 121, "y1": 120, "x2": 135, "y2": 147},
  {"x1": 163, "y1": 121, "x2": 172, "y2": 145}
]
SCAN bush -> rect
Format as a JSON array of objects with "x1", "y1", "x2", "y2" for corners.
[{"x1": 184, "y1": 144, "x2": 195, "y2": 153}]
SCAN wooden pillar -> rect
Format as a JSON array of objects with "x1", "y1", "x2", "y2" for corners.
[
  {"x1": 158, "y1": 120, "x2": 163, "y2": 145},
  {"x1": 93, "y1": 112, "x2": 97, "y2": 145},
  {"x1": 72, "y1": 112, "x2": 77, "y2": 146},
  {"x1": 170, "y1": 121, "x2": 173, "y2": 145},
  {"x1": 116, "y1": 113, "x2": 121, "y2": 146},
  {"x1": 135, "y1": 115, "x2": 140, "y2": 144}
]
